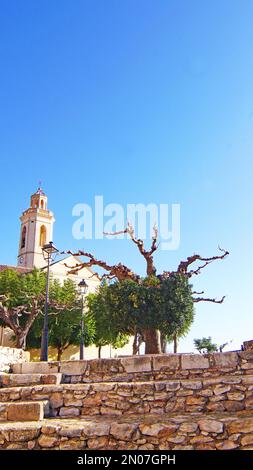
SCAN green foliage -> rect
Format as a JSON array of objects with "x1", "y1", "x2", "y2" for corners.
[
  {"x1": 87, "y1": 274, "x2": 194, "y2": 342},
  {"x1": 0, "y1": 268, "x2": 46, "y2": 305},
  {"x1": 87, "y1": 292, "x2": 129, "y2": 350},
  {"x1": 0, "y1": 268, "x2": 46, "y2": 329},
  {"x1": 0, "y1": 269, "x2": 95, "y2": 354},
  {"x1": 194, "y1": 336, "x2": 218, "y2": 354},
  {"x1": 27, "y1": 279, "x2": 96, "y2": 355}
]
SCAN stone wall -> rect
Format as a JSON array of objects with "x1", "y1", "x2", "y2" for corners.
[
  {"x1": 12, "y1": 350, "x2": 253, "y2": 382},
  {"x1": 0, "y1": 347, "x2": 29, "y2": 373},
  {"x1": 1, "y1": 414, "x2": 253, "y2": 450},
  {"x1": 1, "y1": 375, "x2": 253, "y2": 417}
]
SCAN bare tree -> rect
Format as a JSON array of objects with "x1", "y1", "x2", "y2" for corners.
[{"x1": 63, "y1": 224, "x2": 229, "y2": 354}]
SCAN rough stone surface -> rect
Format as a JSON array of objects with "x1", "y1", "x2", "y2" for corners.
[
  {"x1": 110, "y1": 423, "x2": 137, "y2": 440},
  {"x1": 213, "y1": 352, "x2": 239, "y2": 368},
  {"x1": 153, "y1": 355, "x2": 180, "y2": 370},
  {"x1": 6, "y1": 401, "x2": 46, "y2": 422},
  {"x1": 2, "y1": 351, "x2": 253, "y2": 450},
  {"x1": 181, "y1": 355, "x2": 209, "y2": 370},
  {"x1": 198, "y1": 419, "x2": 224, "y2": 434},
  {"x1": 12, "y1": 362, "x2": 59, "y2": 375},
  {"x1": 228, "y1": 418, "x2": 253, "y2": 434},
  {"x1": 38, "y1": 434, "x2": 59, "y2": 448},
  {"x1": 121, "y1": 356, "x2": 152, "y2": 373},
  {"x1": 60, "y1": 361, "x2": 88, "y2": 376}
]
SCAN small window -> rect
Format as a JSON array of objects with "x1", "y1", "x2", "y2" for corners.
[
  {"x1": 21, "y1": 226, "x2": 26, "y2": 249},
  {"x1": 39, "y1": 225, "x2": 47, "y2": 247},
  {"x1": 41, "y1": 200, "x2": 44, "y2": 209}
]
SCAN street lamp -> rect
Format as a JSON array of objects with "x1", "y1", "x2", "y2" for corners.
[
  {"x1": 78, "y1": 279, "x2": 88, "y2": 360},
  {"x1": 40, "y1": 241, "x2": 59, "y2": 361}
]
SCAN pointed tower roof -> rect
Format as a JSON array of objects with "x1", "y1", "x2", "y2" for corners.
[{"x1": 34, "y1": 185, "x2": 46, "y2": 196}]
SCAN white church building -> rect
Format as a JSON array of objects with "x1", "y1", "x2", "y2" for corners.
[
  {"x1": 0, "y1": 187, "x2": 132, "y2": 359},
  {"x1": 17, "y1": 186, "x2": 100, "y2": 293}
]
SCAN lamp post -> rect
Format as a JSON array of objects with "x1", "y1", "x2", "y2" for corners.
[
  {"x1": 78, "y1": 279, "x2": 88, "y2": 360},
  {"x1": 40, "y1": 241, "x2": 59, "y2": 361}
]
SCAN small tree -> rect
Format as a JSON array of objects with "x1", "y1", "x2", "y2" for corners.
[
  {"x1": 194, "y1": 337, "x2": 218, "y2": 354},
  {"x1": 0, "y1": 269, "x2": 46, "y2": 348},
  {"x1": 87, "y1": 274, "x2": 194, "y2": 354},
  {"x1": 27, "y1": 279, "x2": 96, "y2": 360}
]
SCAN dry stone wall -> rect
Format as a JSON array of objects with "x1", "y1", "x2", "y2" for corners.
[
  {"x1": 1, "y1": 375, "x2": 253, "y2": 417},
  {"x1": 1, "y1": 414, "x2": 253, "y2": 450},
  {"x1": 2, "y1": 349, "x2": 253, "y2": 450},
  {"x1": 12, "y1": 351, "x2": 253, "y2": 382}
]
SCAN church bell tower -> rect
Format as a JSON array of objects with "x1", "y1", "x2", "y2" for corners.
[{"x1": 17, "y1": 187, "x2": 55, "y2": 269}]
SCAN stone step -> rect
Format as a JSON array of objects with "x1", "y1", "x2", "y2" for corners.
[
  {"x1": 0, "y1": 375, "x2": 253, "y2": 418},
  {"x1": 0, "y1": 373, "x2": 62, "y2": 388},
  {"x1": 0, "y1": 412, "x2": 253, "y2": 450},
  {"x1": 0, "y1": 400, "x2": 50, "y2": 422}
]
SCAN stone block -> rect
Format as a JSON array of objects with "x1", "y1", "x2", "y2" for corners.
[
  {"x1": 0, "y1": 373, "x2": 42, "y2": 387},
  {"x1": 166, "y1": 381, "x2": 180, "y2": 391},
  {"x1": 9, "y1": 427, "x2": 40, "y2": 442},
  {"x1": 224, "y1": 401, "x2": 244, "y2": 412},
  {"x1": 181, "y1": 354, "x2": 209, "y2": 370},
  {"x1": 82, "y1": 422, "x2": 110, "y2": 437},
  {"x1": 182, "y1": 380, "x2": 202, "y2": 390},
  {"x1": 50, "y1": 392, "x2": 64, "y2": 408},
  {"x1": 239, "y1": 351, "x2": 253, "y2": 362},
  {"x1": 216, "y1": 440, "x2": 239, "y2": 450},
  {"x1": 110, "y1": 423, "x2": 138, "y2": 440},
  {"x1": 241, "y1": 434, "x2": 253, "y2": 446},
  {"x1": 243, "y1": 340, "x2": 253, "y2": 351},
  {"x1": 60, "y1": 361, "x2": 88, "y2": 375},
  {"x1": 228, "y1": 418, "x2": 253, "y2": 434},
  {"x1": 7, "y1": 401, "x2": 48, "y2": 421},
  {"x1": 153, "y1": 355, "x2": 180, "y2": 371},
  {"x1": 139, "y1": 422, "x2": 178, "y2": 437},
  {"x1": 59, "y1": 439, "x2": 85, "y2": 450},
  {"x1": 213, "y1": 352, "x2": 239, "y2": 368},
  {"x1": 213, "y1": 384, "x2": 231, "y2": 395},
  {"x1": 59, "y1": 407, "x2": 80, "y2": 417},
  {"x1": 38, "y1": 434, "x2": 58, "y2": 448},
  {"x1": 179, "y1": 422, "x2": 198, "y2": 433},
  {"x1": 198, "y1": 418, "x2": 223, "y2": 433},
  {"x1": 59, "y1": 426, "x2": 82, "y2": 437},
  {"x1": 87, "y1": 436, "x2": 109, "y2": 449},
  {"x1": 227, "y1": 392, "x2": 244, "y2": 401},
  {"x1": 12, "y1": 362, "x2": 59, "y2": 374},
  {"x1": 92, "y1": 383, "x2": 115, "y2": 392},
  {"x1": 121, "y1": 356, "x2": 152, "y2": 373},
  {"x1": 42, "y1": 373, "x2": 62, "y2": 385}
]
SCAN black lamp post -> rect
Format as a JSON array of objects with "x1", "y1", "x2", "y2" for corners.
[
  {"x1": 40, "y1": 241, "x2": 59, "y2": 361},
  {"x1": 78, "y1": 279, "x2": 88, "y2": 360}
]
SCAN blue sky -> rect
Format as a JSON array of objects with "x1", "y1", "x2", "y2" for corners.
[{"x1": 0, "y1": 0, "x2": 253, "y2": 352}]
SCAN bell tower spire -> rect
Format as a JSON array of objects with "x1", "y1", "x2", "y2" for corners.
[{"x1": 17, "y1": 186, "x2": 55, "y2": 268}]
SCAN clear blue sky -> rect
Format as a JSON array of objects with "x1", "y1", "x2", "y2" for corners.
[{"x1": 0, "y1": 0, "x2": 252, "y2": 352}]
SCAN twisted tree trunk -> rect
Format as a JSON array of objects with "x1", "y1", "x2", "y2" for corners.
[{"x1": 144, "y1": 328, "x2": 161, "y2": 354}]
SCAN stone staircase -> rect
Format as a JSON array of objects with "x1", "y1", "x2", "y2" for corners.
[{"x1": 1, "y1": 351, "x2": 253, "y2": 450}]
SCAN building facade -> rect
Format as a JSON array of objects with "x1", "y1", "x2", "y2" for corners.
[{"x1": 0, "y1": 187, "x2": 133, "y2": 359}]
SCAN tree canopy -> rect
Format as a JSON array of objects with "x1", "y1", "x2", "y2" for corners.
[
  {"x1": 64, "y1": 223, "x2": 228, "y2": 354},
  {"x1": 87, "y1": 274, "x2": 194, "y2": 353}
]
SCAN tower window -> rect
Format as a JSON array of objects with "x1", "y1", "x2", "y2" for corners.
[
  {"x1": 21, "y1": 226, "x2": 26, "y2": 249},
  {"x1": 39, "y1": 225, "x2": 47, "y2": 247},
  {"x1": 41, "y1": 200, "x2": 44, "y2": 209}
]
